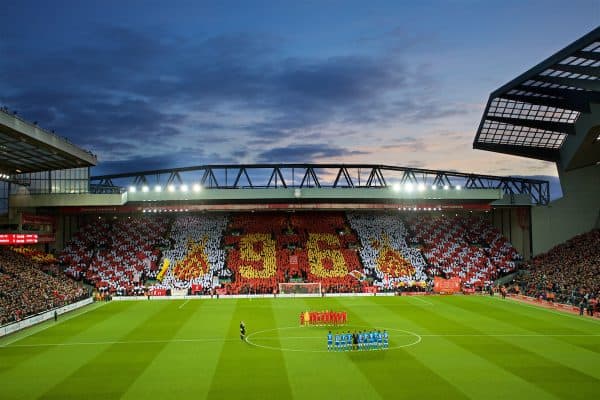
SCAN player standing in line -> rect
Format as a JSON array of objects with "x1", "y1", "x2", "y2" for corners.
[
  {"x1": 383, "y1": 330, "x2": 389, "y2": 349},
  {"x1": 377, "y1": 330, "x2": 383, "y2": 350},
  {"x1": 327, "y1": 331, "x2": 333, "y2": 351},
  {"x1": 335, "y1": 332, "x2": 340, "y2": 351}
]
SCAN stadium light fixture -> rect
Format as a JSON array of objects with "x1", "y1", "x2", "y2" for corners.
[
  {"x1": 417, "y1": 183, "x2": 425, "y2": 192},
  {"x1": 192, "y1": 183, "x2": 202, "y2": 192},
  {"x1": 392, "y1": 183, "x2": 401, "y2": 192},
  {"x1": 142, "y1": 185, "x2": 149, "y2": 193},
  {"x1": 181, "y1": 184, "x2": 188, "y2": 192},
  {"x1": 129, "y1": 186, "x2": 136, "y2": 193},
  {"x1": 443, "y1": 185, "x2": 450, "y2": 190},
  {"x1": 431, "y1": 185, "x2": 437, "y2": 190},
  {"x1": 456, "y1": 185, "x2": 462, "y2": 190},
  {"x1": 168, "y1": 184, "x2": 176, "y2": 192},
  {"x1": 404, "y1": 183, "x2": 413, "y2": 193},
  {"x1": 154, "y1": 185, "x2": 162, "y2": 192}
]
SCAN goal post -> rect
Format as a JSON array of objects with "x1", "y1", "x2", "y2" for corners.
[{"x1": 278, "y1": 282, "x2": 321, "y2": 295}]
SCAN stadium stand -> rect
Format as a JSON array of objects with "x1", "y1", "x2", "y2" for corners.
[
  {"x1": 60, "y1": 216, "x2": 170, "y2": 295},
  {"x1": 223, "y1": 212, "x2": 364, "y2": 294},
  {"x1": 515, "y1": 229, "x2": 599, "y2": 308},
  {"x1": 0, "y1": 248, "x2": 87, "y2": 325},
  {"x1": 159, "y1": 214, "x2": 228, "y2": 292},
  {"x1": 405, "y1": 214, "x2": 521, "y2": 287},
  {"x1": 347, "y1": 211, "x2": 428, "y2": 290}
]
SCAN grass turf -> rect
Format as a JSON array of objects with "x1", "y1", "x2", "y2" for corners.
[{"x1": 0, "y1": 295, "x2": 599, "y2": 399}]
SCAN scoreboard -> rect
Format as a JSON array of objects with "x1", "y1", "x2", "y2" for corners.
[{"x1": 0, "y1": 234, "x2": 38, "y2": 245}]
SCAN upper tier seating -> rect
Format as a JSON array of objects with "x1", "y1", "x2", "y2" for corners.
[
  {"x1": 347, "y1": 211, "x2": 428, "y2": 290},
  {"x1": 60, "y1": 216, "x2": 169, "y2": 294},
  {"x1": 405, "y1": 215, "x2": 521, "y2": 287}
]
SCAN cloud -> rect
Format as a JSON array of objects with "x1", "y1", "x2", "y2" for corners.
[
  {"x1": 256, "y1": 144, "x2": 368, "y2": 163},
  {"x1": 0, "y1": 26, "x2": 467, "y2": 171}
]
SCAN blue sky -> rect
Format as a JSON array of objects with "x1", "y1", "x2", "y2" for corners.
[{"x1": 1, "y1": 0, "x2": 598, "y2": 184}]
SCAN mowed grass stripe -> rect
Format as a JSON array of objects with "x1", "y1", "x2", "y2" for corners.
[
  {"x1": 38, "y1": 301, "x2": 198, "y2": 400},
  {"x1": 359, "y1": 297, "x2": 559, "y2": 400},
  {"x1": 207, "y1": 299, "x2": 294, "y2": 400},
  {"x1": 271, "y1": 297, "x2": 384, "y2": 400},
  {"x1": 119, "y1": 299, "x2": 237, "y2": 400},
  {"x1": 391, "y1": 297, "x2": 600, "y2": 399},
  {"x1": 441, "y1": 296, "x2": 600, "y2": 379},
  {"x1": 328, "y1": 297, "x2": 470, "y2": 400},
  {"x1": 463, "y1": 295, "x2": 595, "y2": 335},
  {"x1": 0, "y1": 302, "x2": 109, "y2": 374},
  {"x1": 0, "y1": 301, "x2": 159, "y2": 400}
]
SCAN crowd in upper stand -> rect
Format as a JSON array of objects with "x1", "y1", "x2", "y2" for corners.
[
  {"x1": 0, "y1": 247, "x2": 87, "y2": 325},
  {"x1": 159, "y1": 214, "x2": 228, "y2": 291},
  {"x1": 514, "y1": 229, "x2": 599, "y2": 307},
  {"x1": 404, "y1": 215, "x2": 521, "y2": 288},
  {"x1": 50, "y1": 212, "x2": 525, "y2": 296},
  {"x1": 347, "y1": 212, "x2": 427, "y2": 290},
  {"x1": 60, "y1": 216, "x2": 170, "y2": 294},
  {"x1": 223, "y1": 212, "x2": 363, "y2": 294}
]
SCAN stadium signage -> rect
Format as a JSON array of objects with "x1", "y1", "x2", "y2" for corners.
[{"x1": 0, "y1": 233, "x2": 38, "y2": 245}]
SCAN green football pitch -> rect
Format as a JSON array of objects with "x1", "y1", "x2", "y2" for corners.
[{"x1": 1, "y1": 295, "x2": 599, "y2": 399}]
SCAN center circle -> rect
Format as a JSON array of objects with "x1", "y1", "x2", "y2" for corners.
[{"x1": 245, "y1": 325, "x2": 421, "y2": 353}]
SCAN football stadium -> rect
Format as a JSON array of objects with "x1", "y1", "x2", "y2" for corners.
[{"x1": 1, "y1": 17, "x2": 599, "y2": 400}]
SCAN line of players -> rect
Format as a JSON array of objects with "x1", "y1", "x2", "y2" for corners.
[
  {"x1": 300, "y1": 310, "x2": 347, "y2": 326},
  {"x1": 327, "y1": 330, "x2": 389, "y2": 351}
]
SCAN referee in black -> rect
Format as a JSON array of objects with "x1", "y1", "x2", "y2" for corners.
[{"x1": 240, "y1": 321, "x2": 246, "y2": 341}]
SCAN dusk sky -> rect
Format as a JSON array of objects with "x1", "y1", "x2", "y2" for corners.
[{"x1": 1, "y1": 1, "x2": 598, "y2": 182}]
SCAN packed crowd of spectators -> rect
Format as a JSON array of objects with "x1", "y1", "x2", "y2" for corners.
[
  {"x1": 59, "y1": 216, "x2": 170, "y2": 295},
  {"x1": 347, "y1": 212, "x2": 428, "y2": 290},
  {"x1": 405, "y1": 214, "x2": 521, "y2": 288},
  {"x1": 514, "y1": 229, "x2": 599, "y2": 308},
  {"x1": 0, "y1": 247, "x2": 87, "y2": 325},
  {"x1": 157, "y1": 214, "x2": 228, "y2": 292},
  {"x1": 223, "y1": 212, "x2": 364, "y2": 294}
]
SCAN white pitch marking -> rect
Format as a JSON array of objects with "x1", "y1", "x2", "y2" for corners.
[
  {"x1": 487, "y1": 296, "x2": 600, "y2": 325},
  {"x1": 178, "y1": 299, "x2": 190, "y2": 309},
  {"x1": 0, "y1": 302, "x2": 107, "y2": 347},
  {"x1": 407, "y1": 296, "x2": 434, "y2": 306}
]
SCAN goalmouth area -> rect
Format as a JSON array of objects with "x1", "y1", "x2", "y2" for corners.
[{"x1": 1, "y1": 295, "x2": 598, "y2": 399}]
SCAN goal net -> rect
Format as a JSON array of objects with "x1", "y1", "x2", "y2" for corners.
[{"x1": 278, "y1": 282, "x2": 321, "y2": 295}]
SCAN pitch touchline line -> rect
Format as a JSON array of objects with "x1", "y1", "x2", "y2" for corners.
[
  {"x1": 178, "y1": 299, "x2": 190, "y2": 309},
  {"x1": 489, "y1": 296, "x2": 600, "y2": 325},
  {"x1": 0, "y1": 302, "x2": 107, "y2": 347}
]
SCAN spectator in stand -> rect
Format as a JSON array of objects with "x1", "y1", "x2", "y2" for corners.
[
  {"x1": 515, "y1": 230, "x2": 599, "y2": 311},
  {"x1": 0, "y1": 248, "x2": 86, "y2": 326}
]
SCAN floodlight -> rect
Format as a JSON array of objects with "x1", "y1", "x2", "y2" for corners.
[
  {"x1": 192, "y1": 184, "x2": 202, "y2": 192},
  {"x1": 168, "y1": 184, "x2": 175, "y2": 192},
  {"x1": 392, "y1": 183, "x2": 401, "y2": 192},
  {"x1": 443, "y1": 185, "x2": 449, "y2": 190},
  {"x1": 417, "y1": 183, "x2": 425, "y2": 192},
  {"x1": 129, "y1": 186, "x2": 136, "y2": 193},
  {"x1": 180, "y1": 184, "x2": 188, "y2": 192},
  {"x1": 142, "y1": 186, "x2": 149, "y2": 192},
  {"x1": 154, "y1": 185, "x2": 162, "y2": 192},
  {"x1": 404, "y1": 183, "x2": 413, "y2": 192},
  {"x1": 456, "y1": 185, "x2": 462, "y2": 190}
]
